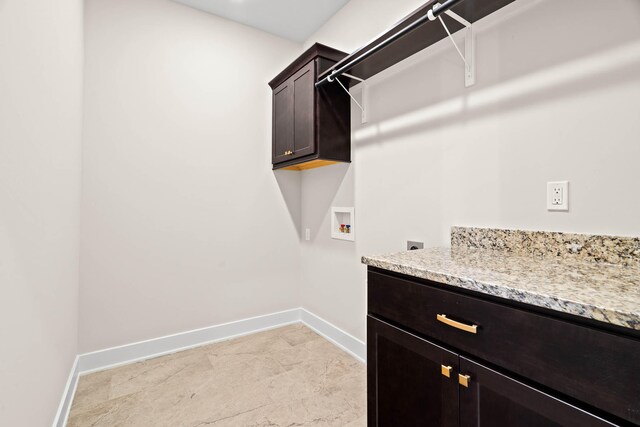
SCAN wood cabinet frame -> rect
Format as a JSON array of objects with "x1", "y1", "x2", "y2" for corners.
[
  {"x1": 268, "y1": 44, "x2": 351, "y2": 171},
  {"x1": 367, "y1": 267, "x2": 640, "y2": 426}
]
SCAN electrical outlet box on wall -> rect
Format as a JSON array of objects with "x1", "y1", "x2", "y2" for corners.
[
  {"x1": 331, "y1": 207, "x2": 354, "y2": 241},
  {"x1": 547, "y1": 181, "x2": 569, "y2": 211}
]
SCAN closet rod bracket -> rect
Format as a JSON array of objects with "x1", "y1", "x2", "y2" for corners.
[
  {"x1": 462, "y1": 25, "x2": 476, "y2": 87},
  {"x1": 431, "y1": 3, "x2": 475, "y2": 87},
  {"x1": 334, "y1": 76, "x2": 368, "y2": 124},
  {"x1": 343, "y1": 73, "x2": 368, "y2": 123}
]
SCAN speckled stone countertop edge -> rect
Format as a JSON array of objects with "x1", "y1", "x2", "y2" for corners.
[
  {"x1": 361, "y1": 255, "x2": 639, "y2": 331},
  {"x1": 451, "y1": 226, "x2": 640, "y2": 267}
]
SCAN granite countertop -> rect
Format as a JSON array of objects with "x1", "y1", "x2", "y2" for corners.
[{"x1": 362, "y1": 227, "x2": 640, "y2": 331}]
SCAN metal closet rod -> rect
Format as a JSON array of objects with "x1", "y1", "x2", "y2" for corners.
[{"x1": 315, "y1": 0, "x2": 466, "y2": 88}]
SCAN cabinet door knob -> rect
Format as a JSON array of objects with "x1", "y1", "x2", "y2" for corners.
[
  {"x1": 437, "y1": 314, "x2": 478, "y2": 334},
  {"x1": 441, "y1": 365, "x2": 452, "y2": 378},
  {"x1": 458, "y1": 374, "x2": 471, "y2": 388}
]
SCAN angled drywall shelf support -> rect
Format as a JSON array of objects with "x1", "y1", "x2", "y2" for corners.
[{"x1": 431, "y1": 3, "x2": 476, "y2": 87}]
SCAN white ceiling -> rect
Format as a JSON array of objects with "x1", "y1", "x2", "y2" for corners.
[{"x1": 174, "y1": 0, "x2": 350, "y2": 42}]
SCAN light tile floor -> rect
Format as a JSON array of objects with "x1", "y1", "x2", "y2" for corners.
[{"x1": 68, "y1": 324, "x2": 366, "y2": 426}]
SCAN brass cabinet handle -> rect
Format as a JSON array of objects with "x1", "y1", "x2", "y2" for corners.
[
  {"x1": 441, "y1": 365, "x2": 452, "y2": 378},
  {"x1": 436, "y1": 314, "x2": 478, "y2": 334},
  {"x1": 283, "y1": 150, "x2": 294, "y2": 156},
  {"x1": 459, "y1": 374, "x2": 471, "y2": 387}
]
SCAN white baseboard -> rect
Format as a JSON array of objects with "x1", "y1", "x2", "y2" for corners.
[
  {"x1": 300, "y1": 309, "x2": 366, "y2": 363},
  {"x1": 52, "y1": 356, "x2": 79, "y2": 427},
  {"x1": 77, "y1": 308, "x2": 301, "y2": 374},
  {"x1": 53, "y1": 307, "x2": 366, "y2": 426}
]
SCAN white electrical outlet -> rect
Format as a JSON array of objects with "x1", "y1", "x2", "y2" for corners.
[
  {"x1": 305, "y1": 228, "x2": 311, "y2": 241},
  {"x1": 547, "y1": 181, "x2": 569, "y2": 211}
]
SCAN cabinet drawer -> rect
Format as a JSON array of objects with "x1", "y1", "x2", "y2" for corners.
[{"x1": 368, "y1": 270, "x2": 640, "y2": 425}]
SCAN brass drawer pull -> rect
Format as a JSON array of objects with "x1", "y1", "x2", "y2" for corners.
[
  {"x1": 459, "y1": 374, "x2": 471, "y2": 387},
  {"x1": 436, "y1": 314, "x2": 478, "y2": 334},
  {"x1": 441, "y1": 365, "x2": 452, "y2": 378}
]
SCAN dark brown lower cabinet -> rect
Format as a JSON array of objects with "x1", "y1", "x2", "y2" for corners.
[
  {"x1": 368, "y1": 268, "x2": 640, "y2": 426},
  {"x1": 368, "y1": 316, "x2": 458, "y2": 427},
  {"x1": 368, "y1": 316, "x2": 617, "y2": 427},
  {"x1": 459, "y1": 357, "x2": 614, "y2": 427}
]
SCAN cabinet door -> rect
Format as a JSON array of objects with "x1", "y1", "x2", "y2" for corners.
[
  {"x1": 272, "y1": 80, "x2": 293, "y2": 164},
  {"x1": 368, "y1": 316, "x2": 459, "y2": 427},
  {"x1": 459, "y1": 357, "x2": 616, "y2": 427},
  {"x1": 291, "y1": 61, "x2": 315, "y2": 159}
]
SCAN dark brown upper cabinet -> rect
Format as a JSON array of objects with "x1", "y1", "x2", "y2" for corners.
[{"x1": 268, "y1": 43, "x2": 351, "y2": 171}]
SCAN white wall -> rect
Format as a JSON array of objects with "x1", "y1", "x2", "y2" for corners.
[
  {"x1": 300, "y1": 0, "x2": 640, "y2": 342},
  {"x1": 0, "y1": 0, "x2": 83, "y2": 425},
  {"x1": 80, "y1": 0, "x2": 303, "y2": 352}
]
